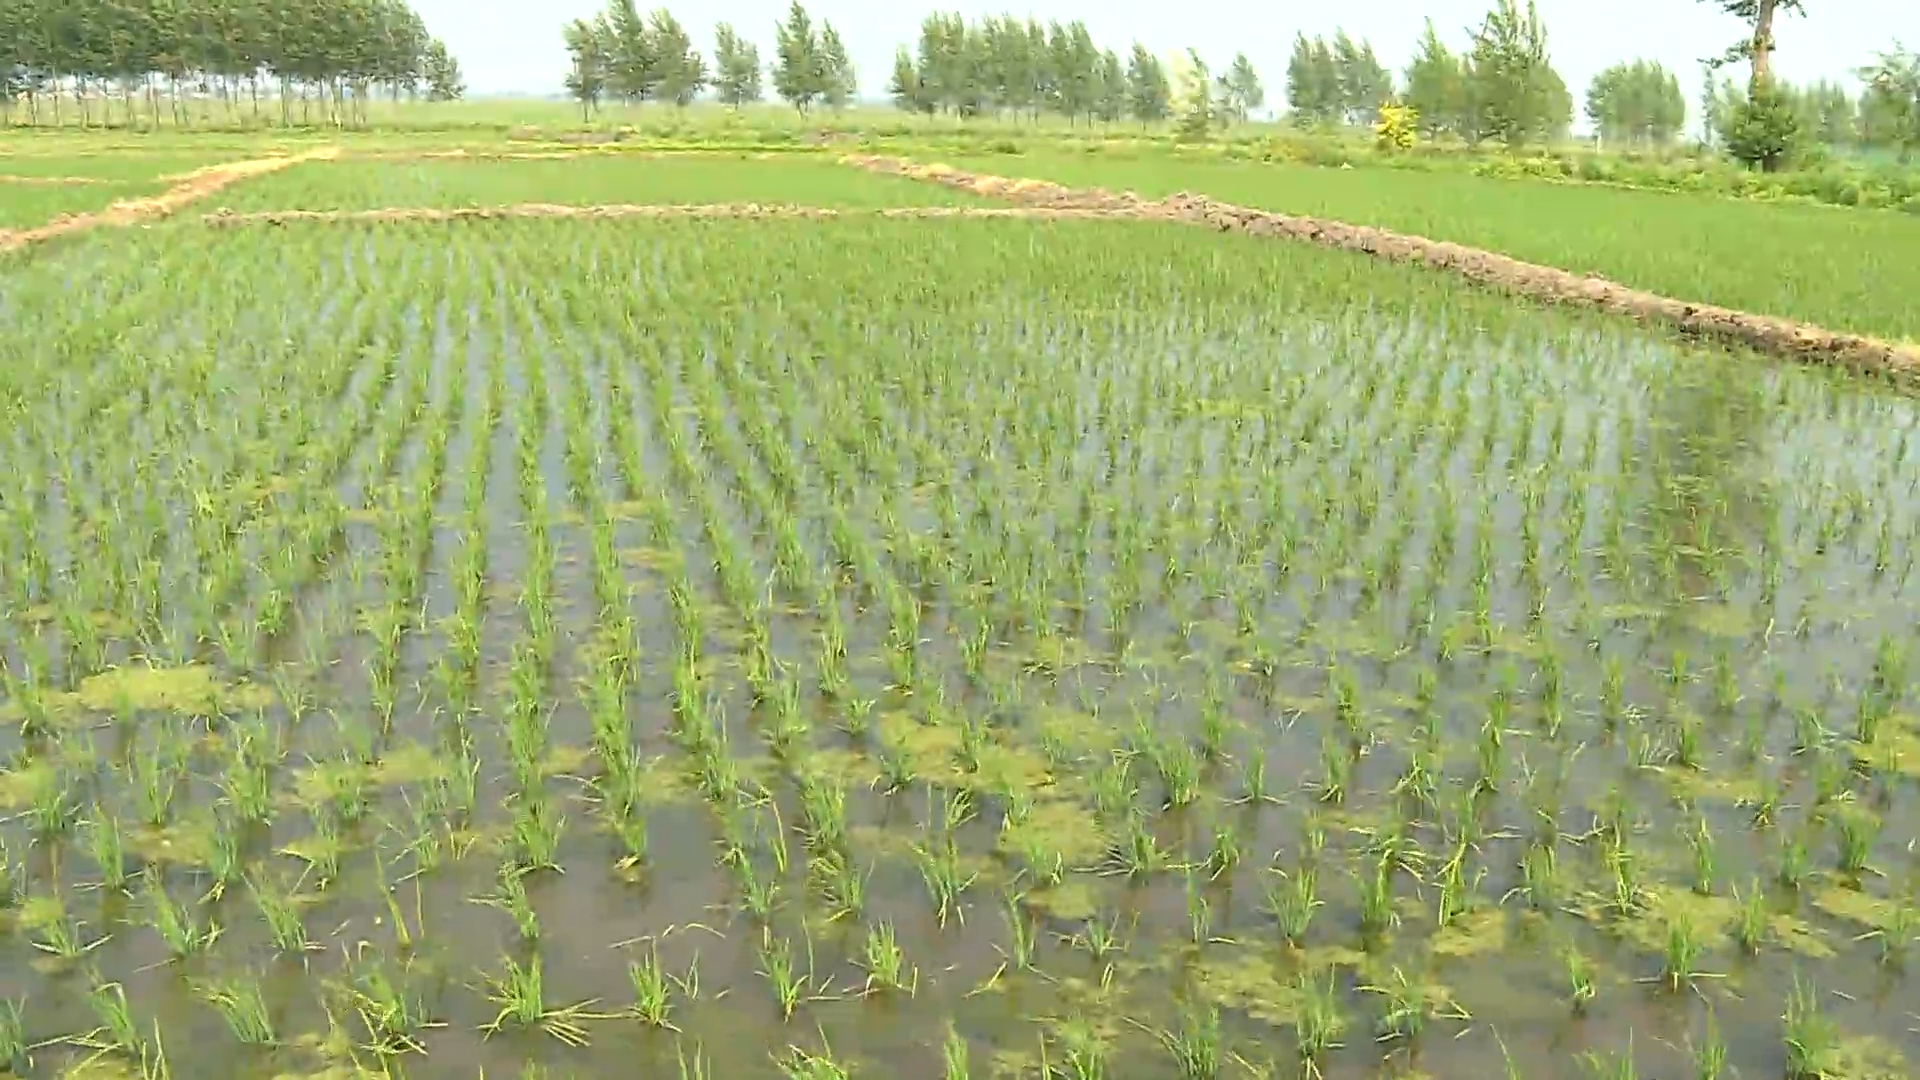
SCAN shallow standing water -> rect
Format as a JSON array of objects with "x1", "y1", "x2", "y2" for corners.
[{"x1": 0, "y1": 216, "x2": 1917, "y2": 1080}]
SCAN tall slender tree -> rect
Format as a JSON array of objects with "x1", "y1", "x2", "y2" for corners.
[{"x1": 711, "y1": 21, "x2": 762, "y2": 107}]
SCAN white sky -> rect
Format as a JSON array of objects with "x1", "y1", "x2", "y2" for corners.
[{"x1": 414, "y1": 0, "x2": 1913, "y2": 105}]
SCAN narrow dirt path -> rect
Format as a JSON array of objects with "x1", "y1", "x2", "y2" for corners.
[
  {"x1": 0, "y1": 147, "x2": 338, "y2": 254},
  {"x1": 0, "y1": 175, "x2": 110, "y2": 186},
  {"x1": 198, "y1": 203, "x2": 1135, "y2": 227},
  {"x1": 842, "y1": 154, "x2": 1920, "y2": 380}
]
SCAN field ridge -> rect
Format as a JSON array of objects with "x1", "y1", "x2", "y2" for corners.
[
  {"x1": 842, "y1": 153, "x2": 1920, "y2": 379},
  {"x1": 0, "y1": 146, "x2": 338, "y2": 252},
  {"x1": 198, "y1": 202, "x2": 1139, "y2": 226}
]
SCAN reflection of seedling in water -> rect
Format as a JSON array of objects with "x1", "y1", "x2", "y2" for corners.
[{"x1": 1690, "y1": 1008, "x2": 1727, "y2": 1080}]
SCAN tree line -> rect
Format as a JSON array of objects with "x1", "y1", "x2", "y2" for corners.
[
  {"x1": 0, "y1": 0, "x2": 463, "y2": 128},
  {"x1": 563, "y1": 0, "x2": 852, "y2": 118}
]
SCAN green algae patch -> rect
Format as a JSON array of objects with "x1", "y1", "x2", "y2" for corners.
[
  {"x1": 1190, "y1": 948, "x2": 1300, "y2": 1026},
  {"x1": 999, "y1": 798, "x2": 1108, "y2": 868},
  {"x1": 62, "y1": 663, "x2": 273, "y2": 716},
  {"x1": 1023, "y1": 879, "x2": 1103, "y2": 921},
  {"x1": 1430, "y1": 907, "x2": 1507, "y2": 958},
  {"x1": 1811, "y1": 884, "x2": 1909, "y2": 931}
]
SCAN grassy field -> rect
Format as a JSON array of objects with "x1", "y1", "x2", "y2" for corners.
[
  {"x1": 213, "y1": 154, "x2": 992, "y2": 211},
  {"x1": 945, "y1": 151, "x2": 1920, "y2": 343},
  {"x1": 1, "y1": 145, "x2": 1918, "y2": 1080}
]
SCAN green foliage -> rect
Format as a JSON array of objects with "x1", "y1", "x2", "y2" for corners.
[
  {"x1": 0, "y1": 0, "x2": 455, "y2": 128},
  {"x1": 1214, "y1": 53, "x2": 1264, "y2": 123},
  {"x1": 1465, "y1": 0, "x2": 1572, "y2": 146},
  {"x1": 1287, "y1": 31, "x2": 1390, "y2": 127},
  {"x1": 712, "y1": 22, "x2": 764, "y2": 107},
  {"x1": 1586, "y1": 60, "x2": 1687, "y2": 145},
  {"x1": 563, "y1": 3, "x2": 708, "y2": 116},
  {"x1": 1403, "y1": 19, "x2": 1470, "y2": 138},
  {"x1": 889, "y1": 13, "x2": 1150, "y2": 124},
  {"x1": 1724, "y1": 80, "x2": 1802, "y2": 171}
]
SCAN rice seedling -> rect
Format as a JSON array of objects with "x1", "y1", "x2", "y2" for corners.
[
  {"x1": 1293, "y1": 968, "x2": 1346, "y2": 1075},
  {"x1": 193, "y1": 975, "x2": 276, "y2": 1045},
  {"x1": 627, "y1": 944, "x2": 677, "y2": 1029},
  {"x1": 1782, "y1": 975, "x2": 1840, "y2": 1077},
  {"x1": 943, "y1": 1022, "x2": 971, "y2": 1080},
  {"x1": 1563, "y1": 944, "x2": 1597, "y2": 1011},
  {"x1": 0, "y1": 997, "x2": 24, "y2": 1075},
  {"x1": 480, "y1": 953, "x2": 598, "y2": 1047}
]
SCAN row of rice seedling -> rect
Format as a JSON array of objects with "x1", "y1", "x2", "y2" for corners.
[
  {"x1": 0, "y1": 212, "x2": 1916, "y2": 1079},
  {"x1": 943, "y1": 150, "x2": 1920, "y2": 343},
  {"x1": 207, "y1": 154, "x2": 992, "y2": 213}
]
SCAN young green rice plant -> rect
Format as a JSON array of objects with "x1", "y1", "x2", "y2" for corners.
[
  {"x1": 473, "y1": 865, "x2": 542, "y2": 944},
  {"x1": 999, "y1": 889, "x2": 1038, "y2": 972},
  {"x1": 627, "y1": 943, "x2": 677, "y2": 1029},
  {"x1": 193, "y1": 974, "x2": 276, "y2": 1045},
  {"x1": 507, "y1": 792, "x2": 566, "y2": 873},
  {"x1": 1045, "y1": 1012, "x2": 1109, "y2": 1080},
  {"x1": 1775, "y1": 827, "x2": 1812, "y2": 892},
  {"x1": 0, "y1": 996, "x2": 23, "y2": 1074},
  {"x1": 1687, "y1": 814, "x2": 1717, "y2": 896},
  {"x1": 913, "y1": 835, "x2": 976, "y2": 927},
  {"x1": 1235, "y1": 741, "x2": 1274, "y2": 805},
  {"x1": 1658, "y1": 916, "x2": 1707, "y2": 992},
  {"x1": 1563, "y1": 944, "x2": 1597, "y2": 1012},
  {"x1": 1514, "y1": 841, "x2": 1561, "y2": 912},
  {"x1": 1204, "y1": 819, "x2": 1241, "y2": 881},
  {"x1": 856, "y1": 921, "x2": 917, "y2": 996},
  {"x1": 78, "y1": 981, "x2": 142, "y2": 1060},
  {"x1": 1356, "y1": 851, "x2": 1397, "y2": 945},
  {"x1": 143, "y1": 871, "x2": 220, "y2": 959},
  {"x1": 1782, "y1": 975, "x2": 1839, "y2": 1078},
  {"x1": 756, "y1": 929, "x2": 815, "y2": 1021},
  {"x1": 1733, "y1": 879, "x2": 1768, "y2": 953},
  {"x1": 810, "y1": 846, "x2": 868, "y2": 922},
  {"x1": 943, "y1": 1022, "x2": 971, "y2": 1080},
  {"x1": 1184, "y1": 870, "x2": 1214, "y2": 945},
  {"x1": 1105, "y1": 809, "x2": 1166, "y2": 880},
  {"x1": 82, "y1": 808, "x2": 131, "y2": 893},
  {"x1": 1580, "y1": 1043, "x2": 1639, "y2": 1080},
  {"x1": 1143, "y1": 997, "x2": 1221, "y2": 1080},
  {"x1": 480, "y1": 953, "x2": 597, "y2": 1047},
  {"x1": 1293, "y1": 968, "x2": 1346, "y2": 1075},
  {"x1": 775, "y1": 1038, "x2": 857, "y2": 1080},
  {"x1": 1312, "y1": 733, "x2": 1349, "y2": 805},
  {"x1": 1691, "y1": 1007, "x2": 1727, "y2": 1080},
  {"x1": 249, "y1": 876, "x2": 315, "y2": 955},
  {"x1": 1834, "y1": 807, "x2": 1880, "y2": 882}
]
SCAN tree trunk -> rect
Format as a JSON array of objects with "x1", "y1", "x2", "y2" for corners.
[{"x1": 1750, "y1": 0, "x2": 1777, "y2": 91}]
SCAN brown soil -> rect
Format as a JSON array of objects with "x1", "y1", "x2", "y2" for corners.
[
  {"x1": 199, "y1": 203, "x2": 1133, "y2": 227},
  {"x1": 0, "y1": 147, "x2": 337, "y2": 254},
  {"x1": 843, "y1": 154, "x2": 1920, "y2": 380}
]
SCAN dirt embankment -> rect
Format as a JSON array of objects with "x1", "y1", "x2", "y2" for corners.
[
  {"x1": 843, "y1": 154, "x2": 1920, "y2": 380},
  {"x1": 199, "y1": 203, "x2": 1134, "y2": 227},
  {"x1": 0, "y1": 147, "x2": 337, "y2": 253}
]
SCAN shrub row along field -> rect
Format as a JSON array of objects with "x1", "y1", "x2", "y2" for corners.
[
  {"x1": 210, "y1": 154, "x2": 993, "y2": 211},
  {"x1": 1, "y1": 168, "x2": 1919, "y2": 1079},
  {"x1": 948, "y1": 152, "x2": 1920, "y2": 344}
]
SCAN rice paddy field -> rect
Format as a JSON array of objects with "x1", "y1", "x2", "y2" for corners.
[
  {"x1": 1, "y1": 145, "x2": 1919, "y2": 1080},
  {"x1": 946, "y1": 152, "x2": 1920, "y2": 343}
]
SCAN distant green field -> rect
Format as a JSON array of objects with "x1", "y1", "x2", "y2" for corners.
[
  {"x1": 214, "y1": 153, "x2": 992, "y2": 211},
  {"x1": 948, "y1": 152, "x2": 1920, "y2": 342},
  {"x1": 0, "y1": 181, "x2": 165, "y2": 228}
]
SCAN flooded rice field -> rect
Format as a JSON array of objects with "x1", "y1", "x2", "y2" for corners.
[{"x1": 0, "y1": 216, "x2": 1916, "y2": 1079}]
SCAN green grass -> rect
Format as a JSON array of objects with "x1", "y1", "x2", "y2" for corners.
[
  {"x1": 0, "y1": 180, "x2": 164, "y2": 227},
  {"x1": 945, "y1": 150, "x2": 1920, "y2": 341},
  {"x1": 213, "y1": 153, "x2": 992, "y2": 211}
]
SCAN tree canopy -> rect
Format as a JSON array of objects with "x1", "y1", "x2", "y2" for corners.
[
  {"x1": 1585, "y1": 60, "x2": 1687, "y2": 146},
  {"x1": 0, "y1": 0, "x2": 460, "y2": 127}
]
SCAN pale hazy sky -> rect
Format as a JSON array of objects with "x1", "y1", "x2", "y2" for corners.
[{"x1": 413, "y1": 0, "x2": 1912, "y2": 108}]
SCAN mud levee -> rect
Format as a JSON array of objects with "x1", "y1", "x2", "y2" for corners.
[
  {"x1": 0, "y1": 147, "x2": 338, "y2": 253},
  {"x1": 843, "y1": 154, "x2": 1920, "y2": 381},
  {"x1": 198, "y1": 203, "x2": 1138, "y2": 226}
]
